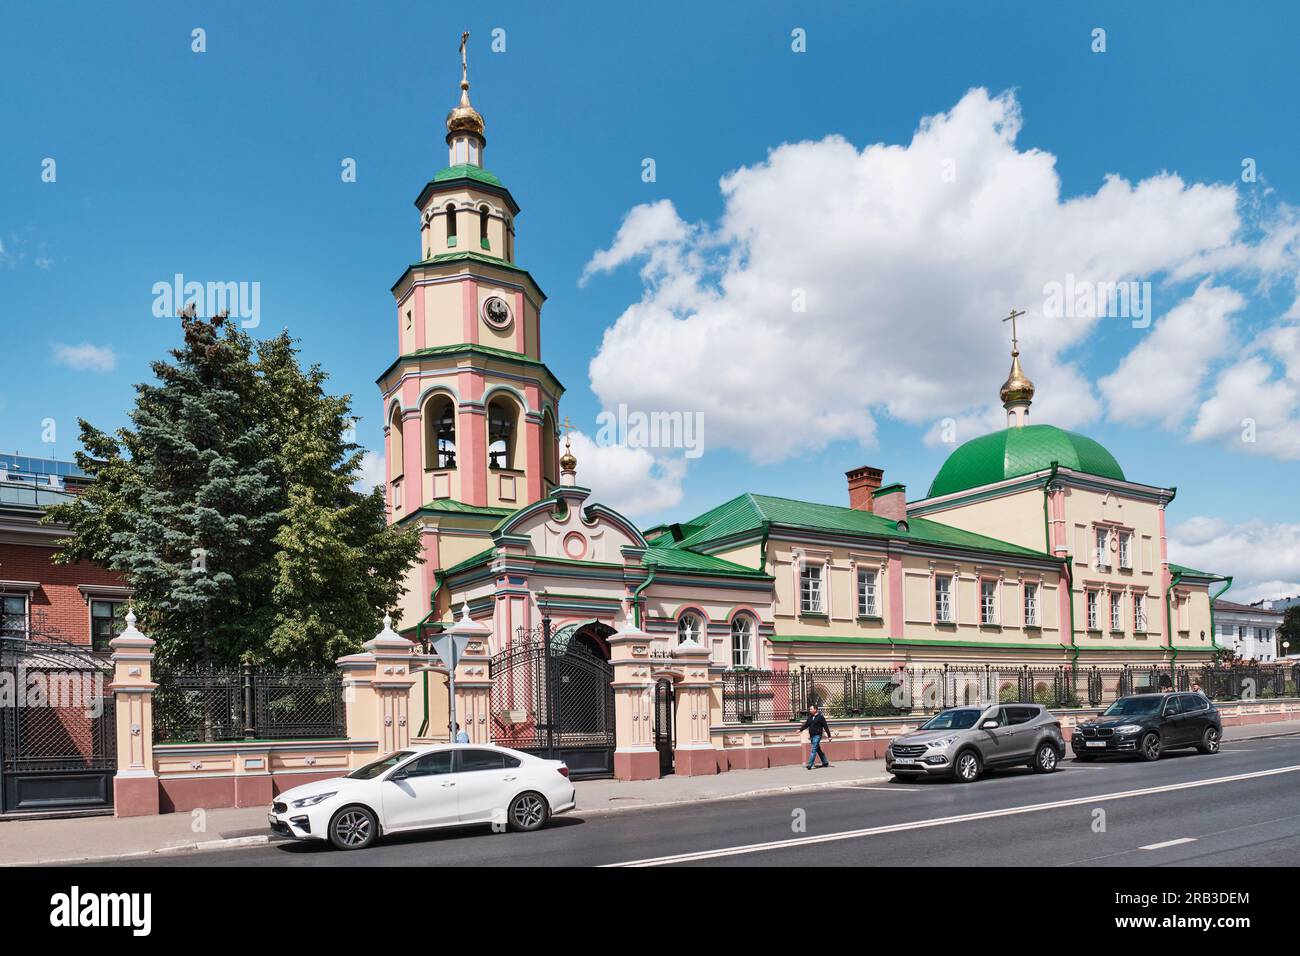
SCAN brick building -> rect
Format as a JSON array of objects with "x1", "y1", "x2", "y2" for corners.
[{"x1": 0, "y1": 454, "x2": 130, "y2": 650}]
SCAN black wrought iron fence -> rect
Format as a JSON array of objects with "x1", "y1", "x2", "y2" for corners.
[
  {"x1": 153, "y1": 664, "x2": 345, "y2": 743},
  {"x1": 721, "y1": 662, "x2": 1300, "y2": 724}
]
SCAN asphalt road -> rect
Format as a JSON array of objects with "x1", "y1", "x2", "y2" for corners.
[{"x1": 99, "y1": 735, "x2": 1300, "y2": 867}]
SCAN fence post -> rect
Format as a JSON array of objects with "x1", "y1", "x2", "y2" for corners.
[
  {"x1": 336, "y1": 613, "x2": 417, "y2": 761},
  {"x1": 109, "y1": 610, "x2": 160, "y2": 818},
  {"x1": 672, "y1": 636, "x2": 718, "y2": 776},
  {"x1": 241, "y1": 662, "x2": 256, "y2": 739},
  {"x1": 608, "y1": 616, "x2": 657, "y2": 780}
]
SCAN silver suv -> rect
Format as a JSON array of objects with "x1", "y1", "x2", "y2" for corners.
[{"x1": 886, "y1": 704, "x2": 1066, "y2": 783}]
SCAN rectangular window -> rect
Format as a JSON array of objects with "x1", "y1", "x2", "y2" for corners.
[
  {"x1": 1133, "y1": 594, "x2": 1147, "y2": 631},
  {"x1": 1086, "y1": 590, "x2": 1099, "y2": 630},
  {"x1": 731, "y1": 620, "x2": 753, "y2": 669},
  {"x1": 1023, "y1": 583, "x2": 1039, "y2": 627},
  {"x1": 800, "y1": 564, "x2": 824, "y2": 614},
  {"x1": 1110, "y1": 591, "x2": 1123, "y2": 631},
  {"x1": 857, "y1": 568, "x2": 878, "y2": 617},
  {"x1": 90, "y1": 600, "x2": 127, "y2": 652},
  {"x1": 1, "y1": 594, "x2": 28, "y2": 639},
  {"x1": 980, "y1": 580, "x2": 997, "y2": 625},
  {"x1": 1118, "y1": 532, "x2": 1131, "y2": 569},
  {"x1": 935, "y1": 575, "x2": 953, "y2": 623},
  {"x1": 1095, "y1": 529, "x2": 1109, "y2": 569}
]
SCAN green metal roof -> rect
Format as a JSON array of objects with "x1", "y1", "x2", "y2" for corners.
[
  {"x1": 668, "y1": 493, "x2": 1050, "y2": 560},
  {"x1": 441, "y1": 546, "x2": 496, "y2": 577},
  {"x1": 433, "y1": 164, "x2": 504, "y2": 187},
  {"x1": 642, "y1": 546, "x2": 771, "y2": 579},
  {"x1": 1168, "y1": 562, "x2": 1226, "y2": 580},
  {"x1": 927, "y1": 424, "x2": 1125, "y2": 498}
]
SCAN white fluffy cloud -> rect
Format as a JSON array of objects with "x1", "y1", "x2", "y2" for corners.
[
  {"x1": 565, "y1": 431, "x2": 686, "y2": 517},
  {"x1": 51, "y1": 342, "x2": 118, "y2": 372},
  {"x1": 1169, "y1": 516, "x2": 1300, "y2": 604},
  {"x1": 583, "y1": 88, "x2": 1266, "y2": 465},
  {"x1": 352, "y1": 450, "x2": 386, "y2": 493},
  {"x1": 1099, "y1": 282, "x2": 1244, "y2": 428}
]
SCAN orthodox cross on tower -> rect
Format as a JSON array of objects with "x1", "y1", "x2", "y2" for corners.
[
  {"x1": 459, "y1": 31, "x2": 470, "y2": 88},
  {"x1": 1002, "y1": 308, "x2": 1027, "y2": 355}
]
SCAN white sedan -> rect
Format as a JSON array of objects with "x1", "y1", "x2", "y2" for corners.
[{"x1": 268, "y1": 744, "x2": 576, "y2": 850}]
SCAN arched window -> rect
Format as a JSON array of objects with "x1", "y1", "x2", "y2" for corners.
[
  {"x1": 542, "y1": 410, "x2": 559, "y2": 487},
  {"x1": 731, "y1": 615, "x2": 754, "y2": 669},
  {"x1": 486, "y1": 396, "x2": 518, "y2": 470},
  {"x1": 479, "y1": 205, "x2": 490, "y2": 249},
  {"x1": 677, "y1": 611, "x2": 705, "y2": 646},
  {"x1": 388, "y1": 405, "x2": 404, "y2": 480},
  {"x1": 423, "y1": 395, "x2": 457, "y2": 470},
  {"x1": 445, "y1": 202, "x2": 457, "y2": 246}
]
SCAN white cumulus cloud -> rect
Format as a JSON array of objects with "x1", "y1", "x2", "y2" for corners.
[
  {"x1": 1169, "y1": 516, "x2": 1300, "y2": 604},
  {"x1": 566, "y1": 431, "x2": 686, "y2": 517},
  {"x1": 51, "y1": 342, "x2": 118, "y2": 372},
  {"x1": 583, "y1": 87, "x2": 1294, "y2": 466}
]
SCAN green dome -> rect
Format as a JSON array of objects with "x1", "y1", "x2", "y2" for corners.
[{"x1": 928, "y1": 424, "x2": 1125, "y2": 498}]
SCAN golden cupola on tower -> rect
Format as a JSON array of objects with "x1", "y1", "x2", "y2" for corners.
[{"x1": 1000, "y1": 350, "x2": 1035, "y2": 406}]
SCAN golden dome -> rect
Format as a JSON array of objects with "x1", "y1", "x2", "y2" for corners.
[
  {"x1": 446, "y1": 32, "x2": 485, "y2": 140},
  {"x1": 1000, "y1": 350, "x2": 1035, "y2": 406},
  {"x1": 559, "y1": 448, "x2": 577, "y2": 471}
]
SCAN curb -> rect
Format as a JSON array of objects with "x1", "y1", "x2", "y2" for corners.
[
  {"x1": 12, "y1": 834, "x2": 273, "y2": 867},
  {"x1": 578, "y1": 773, "x2": 894, "y2": 816}
]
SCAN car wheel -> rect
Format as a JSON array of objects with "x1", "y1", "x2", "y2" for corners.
[
  {"x1": 328, "y1": 805, "x2": 378, "y2": 851},
  {"x1": 1197, "y1": 726, "x2": 1221, "y2": 755},
  {"x1": 507, "y1": 791, "x2": 550, "y2": 832},
  {"x1": 1032, "y1": 742, "x2": 1060, "y2": 773},
  {"x1": 953, "y1": 749, "x2": 981, "y2": 783},
  {"x1": 1139, "y1": 732, "x2": 1162, "y2": 762}
]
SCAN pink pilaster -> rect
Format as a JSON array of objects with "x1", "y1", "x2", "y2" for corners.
[
  {"x1": 401, "y1": 408, "x2": 422, "y2": 508},
  {"x1": 513, "y1": 290, "x2": 526, "y2": 354},
  {"x1": 419, "y1": 528, "x2": 439, "y2": 606},
  {"x1": 461, "y1": 278, "x2": 477, "y2": 344},
  {"x1": 457, "y1": 369, "x2": 487, "y2": 506},
  {"x1": 1159, "y1": 504, "x2": 1171, "y2": 640},
  {"x1": 887, "y1": 554, "x2": 904, "y2": 637}
]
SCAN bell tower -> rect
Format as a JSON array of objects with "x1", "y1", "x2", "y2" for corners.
[{"x1": 377, "y1": 33, "x2": 565, "y2": 623}]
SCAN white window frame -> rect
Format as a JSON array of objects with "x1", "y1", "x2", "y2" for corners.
[
  {"x1": 1110, "y1": 591, "x2": 1123, "y2": 631},
  {"x1": 1133, "y1": 594, "x2": 1147, "y2": 632},
  {"x1": 1086, "y1": 590, "x2": 1099, "y2": 630},
  {"x1": 857, "y1": 568, "x2": 878, "y2": 618},
  {"x1": 0, "y1": 593, "x2": 29, "y2": 639},
  {"x1": 800, "y1": 563, "x2": 824, "y2": 615},
  {"x1": 730, "y1": 616, "x2": 754, "y2": 668},
  {"x1": 1095, "y1": 528, "x2": 1109, "y2": 569},
  {"x1": 935, "y1": 575, "x2": 953, "y2": 623},
  {"x1": 676, "y1": 611, "x2": 705, "y2": 646},
  {"x1": 980, "y1": 579, "x2": 998, "y2": 625},
  {"x1": 1023, "y1": 583, "x2": 1039, "y2": 627},
  {"x1": 1118, "y1": 532, "x2": 1132, "y2": 570}
]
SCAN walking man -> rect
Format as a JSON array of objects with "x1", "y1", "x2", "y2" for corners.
[
  {"x1": 799, "y1": 704, "x2": 832, "y2": 770},
  {"x1": 451, "y1": 722, "x2": 470, "y2": 744}
]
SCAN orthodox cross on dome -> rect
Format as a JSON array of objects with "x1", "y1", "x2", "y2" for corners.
[
  {"x1": 1001, "y1": 308, "x2": 1026, "y2": 355},
  {"x1": 998, "y1": 308, "x2": 1035, "y2": 426},
  {"x1": 459, "y1": 30, "x2": 470, "y2": 96}
]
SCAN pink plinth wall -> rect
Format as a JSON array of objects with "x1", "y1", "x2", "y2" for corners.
[
  {"x1": 614, "y1": 749, "x2": 659, "y2": 781},
  {"x1": 155, "y1": 770, "x2": 342, "y2": 814},
  {"x1": 114, "y1": 775, "x2": 160, "y2": 818},
  {"x1": 673, "y1": 748, "x2": 719, "y2": 776}
]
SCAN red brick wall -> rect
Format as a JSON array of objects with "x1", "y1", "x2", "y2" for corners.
[{"x1": 0, "y1": 542, "x2": 126, "y2": 646}]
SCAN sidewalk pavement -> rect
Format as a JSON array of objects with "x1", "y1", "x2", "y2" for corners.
[{"x1": 3, "y1": 720, "x2": 1297, "y2": 866}]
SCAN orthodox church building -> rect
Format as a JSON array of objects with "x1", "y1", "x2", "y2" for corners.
[{"x1": 378, "y1": 49, "x2": 1228, "y2": 758}]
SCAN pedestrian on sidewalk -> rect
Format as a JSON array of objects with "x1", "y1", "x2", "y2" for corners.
[
  {"x1": 798, "y1": 704, "x2": 832, "y2": 770},
  {"x1": 451, "y1": 722, "x2": 470, "y2": 744}
]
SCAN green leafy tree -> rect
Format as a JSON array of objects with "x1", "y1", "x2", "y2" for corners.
[
  {"x1": 1279, "y1": 605, "x2": 1300, "y2": 657},
  {"x1": 46, "y1": 315, "x2": 420, "y2": 666}
]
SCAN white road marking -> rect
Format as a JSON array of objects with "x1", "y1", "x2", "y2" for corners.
[
  {"x1": 602, "y1": 763, "x2": 1300, "y2": 867},
  {"x1": 841, "y1": 786, "x2": 921, "y2": 792},
  {"x1": 1139, "y1": 837, "x2": 1197, "y2": 850}
]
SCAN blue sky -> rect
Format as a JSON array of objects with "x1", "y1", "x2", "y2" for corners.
[{"x1": 3, "y1": 1, "x2": 1298, "y2": 599}]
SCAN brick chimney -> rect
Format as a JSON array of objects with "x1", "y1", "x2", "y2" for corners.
[
  {"x1": 872, "y1": 483, "x2": 908, "y2": 523},
  {"x1": 846, "y1": 465, "x2": 884, "y2": 511}
]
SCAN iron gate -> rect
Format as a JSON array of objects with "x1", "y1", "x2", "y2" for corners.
[
  {"x1": 1, "y1": 638, "x2": 116, "y2": 814},
  {"x1": 654, "y1": 678, "x2": 675, "y2": 775},
  {"x1": 488, "y1": 624, "x2": 615, "y2": 779}
]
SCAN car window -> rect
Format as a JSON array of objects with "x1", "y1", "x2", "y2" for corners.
[
  {"x1": 457, "y1": 749, "x2": 506, "y2": 772},
  {"x1": 920, "y1": 709, "x2": 982, "y2": 730},
  {"x1": 403, "y1": 751, "x2": 453, "y2": 777},
  {"x1": 347, "y1": 750, "x2": 415, "y2": 780},
  {"x1": 503, "y1": 755, "x2": 521, "y2": 768},
  {"x1": 1180, "y1": 693, "x2": 1206, "y2": 713},
  {"x1": 1163, "y1": 695, "x2": 1183, "y2": 716},
  {"x1": 1101, "y1": 696, "x2": 1163, "y2": 718},
  {"x1": 1006, "y1": 706, "x2": 1039, "y2": 726}
]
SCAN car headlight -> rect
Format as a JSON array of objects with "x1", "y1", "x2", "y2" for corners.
[
  {"x1": 1113, "y1": 725, "x2": 1143, "y2": 735},
  {"x1": 926, "y1": 736, "x2": 959, "y2": 749},
  {"x1": 290, "y1": 791, "x2": 338, "y2": 808}
]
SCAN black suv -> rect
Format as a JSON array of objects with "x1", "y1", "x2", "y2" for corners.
[{"x1": 1072, "y1": 692, "x2": 1221, "y2": 762}]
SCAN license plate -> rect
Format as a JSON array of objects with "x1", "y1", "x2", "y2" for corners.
[
  {"x1": 1085, "y1": 740, "x2": 1106, "y2": 748},
  {"x1": 894, "y1": 757, "x2": 916, "y2": 765}
]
